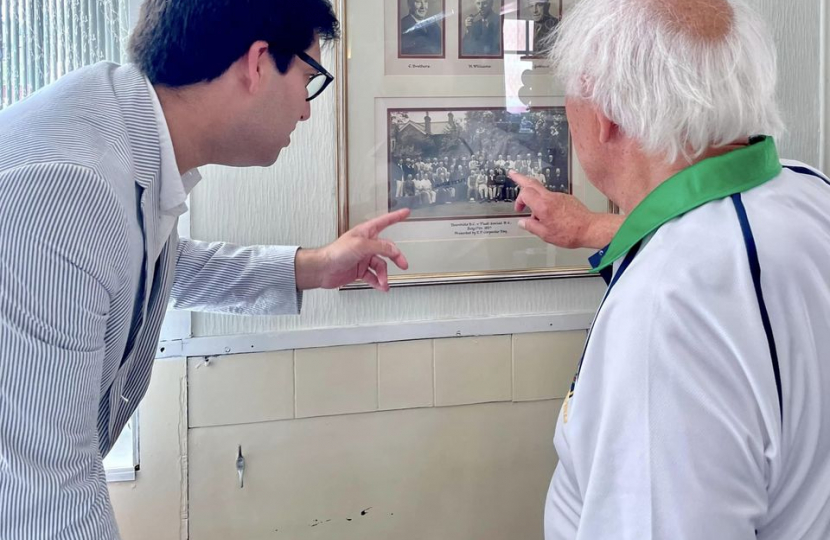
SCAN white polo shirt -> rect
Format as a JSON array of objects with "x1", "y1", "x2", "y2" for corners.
[{"x1": 545, "y1": 138, "x2": 830, "y2": 540}]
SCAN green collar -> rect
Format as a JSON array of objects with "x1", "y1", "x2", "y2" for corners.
[{"x1": 592, "y1": 136, "x2": 782, "y2": 273}]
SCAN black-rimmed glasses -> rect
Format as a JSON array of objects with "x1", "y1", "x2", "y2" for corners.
[{"x1": 297, "y1": 52, "x2": 334, "y2": 102}]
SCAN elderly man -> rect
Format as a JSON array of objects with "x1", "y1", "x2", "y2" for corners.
[
  {"x1": 462, "y1": 0, "x2": 502, "y2": 56},
  {"x1": 400, "y1": 0, "x2": 442, "y2": 56},
  {"x1": 510, "y1": 0, "x2": 830, "y2": 538}
]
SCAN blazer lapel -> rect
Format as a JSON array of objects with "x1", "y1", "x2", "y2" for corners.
[{"x1": 112, "y1": 64, "x2": 163, "y2": 315}]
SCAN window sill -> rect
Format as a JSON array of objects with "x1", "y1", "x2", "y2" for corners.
[{"x1": 106, "y1": 466, "x2": 138, "y2": 483}]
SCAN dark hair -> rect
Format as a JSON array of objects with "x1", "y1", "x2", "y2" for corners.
[{"x1": 128, "y1": 0, "x2": 340, "y2": 86}]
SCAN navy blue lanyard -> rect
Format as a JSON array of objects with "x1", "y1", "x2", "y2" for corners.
[{"x1": 570, "y1": 189, "x2": 794, "y2": 424}]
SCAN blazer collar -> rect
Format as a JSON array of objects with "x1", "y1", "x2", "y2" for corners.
[{"x1": 111, "y1": 64, "x2": 162, "y2": 192}]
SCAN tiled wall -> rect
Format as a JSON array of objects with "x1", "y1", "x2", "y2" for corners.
[
  {"x1": 108, "y1": 331, "x2": 584, "y2": 540},
  {"x1": 188, "y1": 331, "x2": 586, "y2": 428},
  {"x1": 185, "y1": 331, "x2": 585, "y2": 540}
]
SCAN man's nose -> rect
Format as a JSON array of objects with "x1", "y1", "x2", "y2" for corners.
[{"x1": 300, "y1": 99, "x2": 312, "y2": 122}]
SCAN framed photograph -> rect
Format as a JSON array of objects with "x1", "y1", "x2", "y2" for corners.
[
  {"x1": 388, "y1": 106, "x2": 571, "y2": 221},
  {"x1": 398, "y1": 0, "x2": 446, "y2": 58},
  {"x1": 458, "y1": 0, "x2": 504, "y2": 59},
  {"x1": 518, "y1": 0, "x2": 562, "y2": 58},
  {"x1": 339, "y1": 0, "x2": 615, "y2": 287}
]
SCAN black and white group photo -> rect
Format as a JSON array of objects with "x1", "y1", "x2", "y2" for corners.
[{"x1": 387, "y1": 106, "x2": 570, "y2": 220}]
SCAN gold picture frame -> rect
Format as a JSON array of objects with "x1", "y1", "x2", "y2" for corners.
[{"x1": 334, "y1": 0, "x2": 616, "y2": 288}]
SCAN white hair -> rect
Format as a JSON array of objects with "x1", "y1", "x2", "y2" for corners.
[{"x1": 549, "y1": 0, "x2": 785, "y2": 163}]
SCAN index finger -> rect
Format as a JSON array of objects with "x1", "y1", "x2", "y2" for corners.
[
  {"x1": 356, "y1": 208, "x2": 411, "y2": 237},
  {"x1": 508, "y1": 170, "x2": 546, "y2": 194},
  {"x1": 510, "y1": 181, "x2": 545, "y2": 210},
  {"x1": 358, "y1": 238, "x2": 409, "y2": 270}
]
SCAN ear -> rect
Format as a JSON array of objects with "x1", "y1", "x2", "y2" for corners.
[
  {"x1": 595, "y1": 109, "x2": 617, "y2": 144},
  {"x1": 239, "y1": 40, "x2": 270, "y2": 94}
]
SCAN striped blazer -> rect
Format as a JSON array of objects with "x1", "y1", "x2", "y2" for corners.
[{"x1": 0, "y1": 63, "x2": 302, "y2": 539}]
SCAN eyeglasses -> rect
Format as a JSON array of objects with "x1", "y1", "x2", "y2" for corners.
[{"x1": 297, "y1": 52, "x2": 334, "y2": 102}]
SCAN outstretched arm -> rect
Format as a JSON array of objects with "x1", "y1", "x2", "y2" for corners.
[{"x1": 511, "y1": 170, "x2": 623, "y2": 249}]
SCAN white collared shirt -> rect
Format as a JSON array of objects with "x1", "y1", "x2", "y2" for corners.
[
  {"x1": 145, "y1": 78, "x2": 202, "y2": 262},
  {"x1": 545, "y1": 163, "x2": 830, "y2": 540}
]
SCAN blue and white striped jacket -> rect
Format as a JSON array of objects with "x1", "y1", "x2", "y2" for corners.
[{"x1": 0, "y1": 63, "x2": 302, "y2": 539}]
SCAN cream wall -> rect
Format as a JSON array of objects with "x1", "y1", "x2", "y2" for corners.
[
  {"x1": 110, "y1": 332, "x2": 583, "y2": 540},
  {"x1": 189, "y1": 401, "x2": 561, "y2": 540},
  {"x1": 186, "y1": 332, "x2": 583, "y2": 539},
  {"x1": 109, "y1": 359, "x2": 188, "y2": 540},
  {"x1": 189, "y1": 0, "x2": 828, "y2": 339},
  {"x1": 765, "y1": 0, "x2": 825, "y2": 166}
]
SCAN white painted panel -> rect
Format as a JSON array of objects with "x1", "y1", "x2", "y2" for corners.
[
  {"x1": 188, "y1": 401, "x2": 560, "y2": 540},
  {"x1": 190, "y1": 3, "x2": 825, "y2": 337}
]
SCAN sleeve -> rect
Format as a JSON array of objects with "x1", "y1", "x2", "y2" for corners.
[
  {"x1": 171, "y1": 237, "x2": 303, "y2": 316},
  {"x1": 555, "y1": 262, "x2": 777, "y2": 540},
  {"x1": 0, "y1": 163, "x2": 126, "y2": 537}
]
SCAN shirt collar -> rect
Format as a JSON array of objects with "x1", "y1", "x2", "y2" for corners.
[
  {"x1": 591, "y1": 136, "x2": 782, "y2": 273},
  {"x1": 145, "y1": 78, "x2": 202, "y2": 216}
]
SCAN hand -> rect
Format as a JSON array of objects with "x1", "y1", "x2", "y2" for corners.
[
  {"x1": 466, "y1": 15, "x2": 474, "y2": 28},
  {"x1": 510, "y1": 171, "x2": 623, "y2": 249},
  {"x1": 295, "y1": 209, "x2": 410, "y2": 291}
]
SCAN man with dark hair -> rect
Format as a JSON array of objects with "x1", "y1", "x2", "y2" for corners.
[
  {"x1": 503, "y1": 167, "x2": 517, "y2": 201},
  {"x1": 0, "y1": 0, "x2": 409, "y2": 537},
  {"x1": 400, "y1": 0, "x2": 442, "y2": 56},
  {"x1": 494, "y1": 166, "x2": 507, "y2": 201},
  {"x1": 391, "y1": 157, "x2": 405, "y2": 198},
  {"x1": 404, "y1": 173, "x2": 417, "y2": 197}
]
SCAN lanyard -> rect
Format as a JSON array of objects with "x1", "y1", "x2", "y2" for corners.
[{"x1": 563, "y1": 240, "x2": 643, "y2": 423}]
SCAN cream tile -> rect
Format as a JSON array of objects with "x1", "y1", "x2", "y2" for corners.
[
  {"x1": 295, "y1": 344, "x2": 378, "y2": 418},
  {"x1": 434, "y1": 336, "x2": 512, "y2": 407},
  {"x1": 188, "y1": 352, "x2": 294, "y2": 428},
  {"x1": 512, "y1": 331, "x2": 586, "y2": 402},
  {"x1": 188, "y1": 400, "x2": 561, "y2": 540},
  {"x1": 378, "y1": 340, "x2": 434, "y2": 411}
]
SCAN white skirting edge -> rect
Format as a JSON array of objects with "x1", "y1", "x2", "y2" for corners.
[{"x1": 155, "y1": 311, "x2": 595, "y2": 360}]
